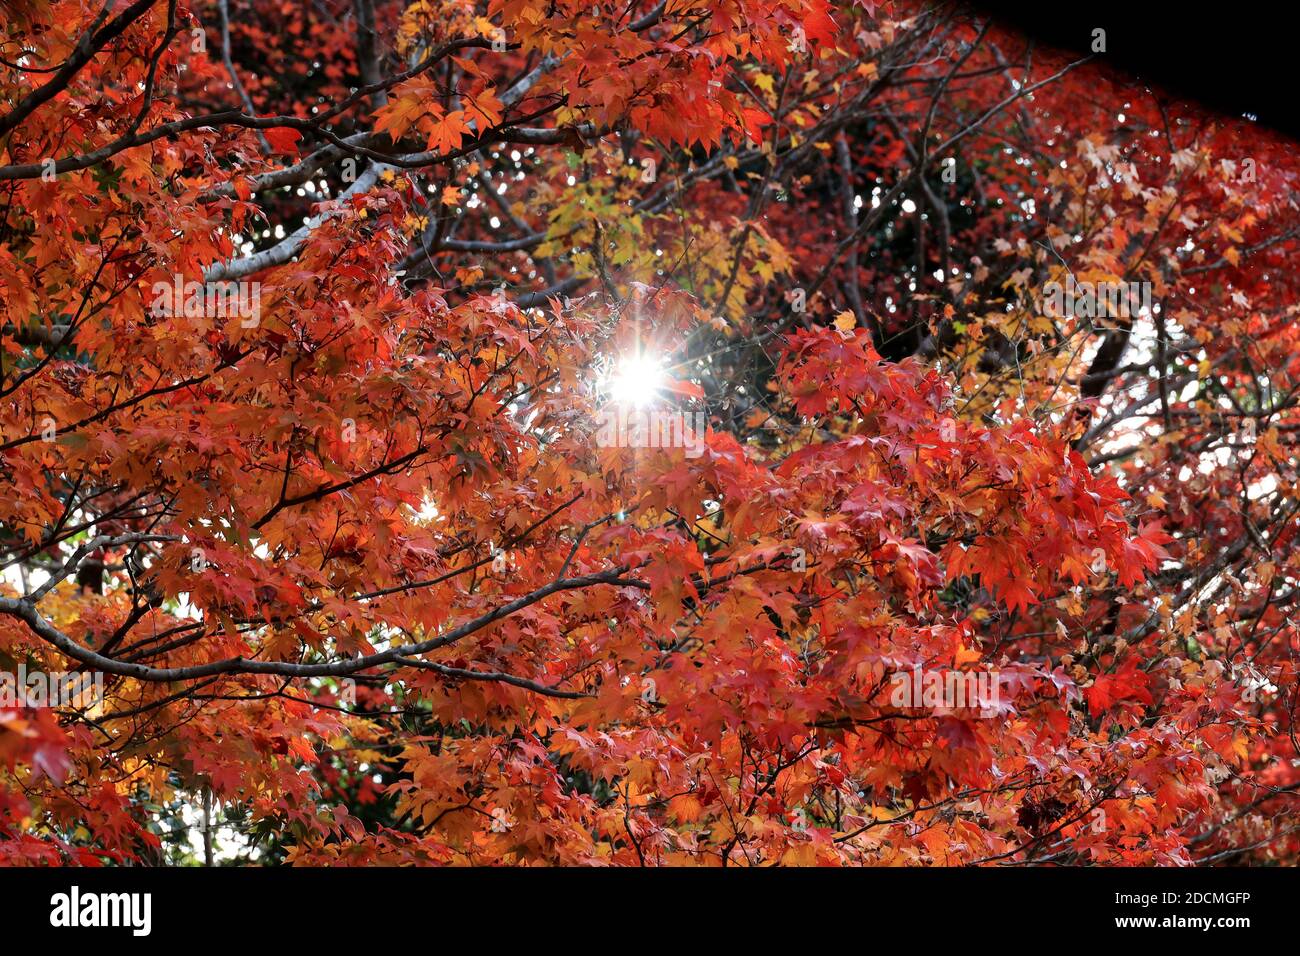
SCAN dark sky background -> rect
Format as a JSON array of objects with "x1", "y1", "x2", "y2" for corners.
[{"x1": 971, "y1": 2, "x2": 1299, "y2": 141}]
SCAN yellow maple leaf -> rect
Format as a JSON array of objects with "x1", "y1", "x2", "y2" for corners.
[{"x1": 374, "y1": 95, "x2": 428, "y2": 141}]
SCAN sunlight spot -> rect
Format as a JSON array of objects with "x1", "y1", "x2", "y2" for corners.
[{"x1": 607, "y1": 353, "x2": 665, "y2": 408}]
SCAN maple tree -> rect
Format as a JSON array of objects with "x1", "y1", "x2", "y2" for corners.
[{"x1": 1, "y1": 0, "x2": 1298, "y2": 866}]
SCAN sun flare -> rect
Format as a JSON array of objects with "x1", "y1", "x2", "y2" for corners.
[{"x1": 606, "y1": 353, "x2": 666, "y2": 408}]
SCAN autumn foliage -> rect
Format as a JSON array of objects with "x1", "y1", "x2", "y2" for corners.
[{"x1": 1, "y1": 0, "x2": 1298, "y2": 865}]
